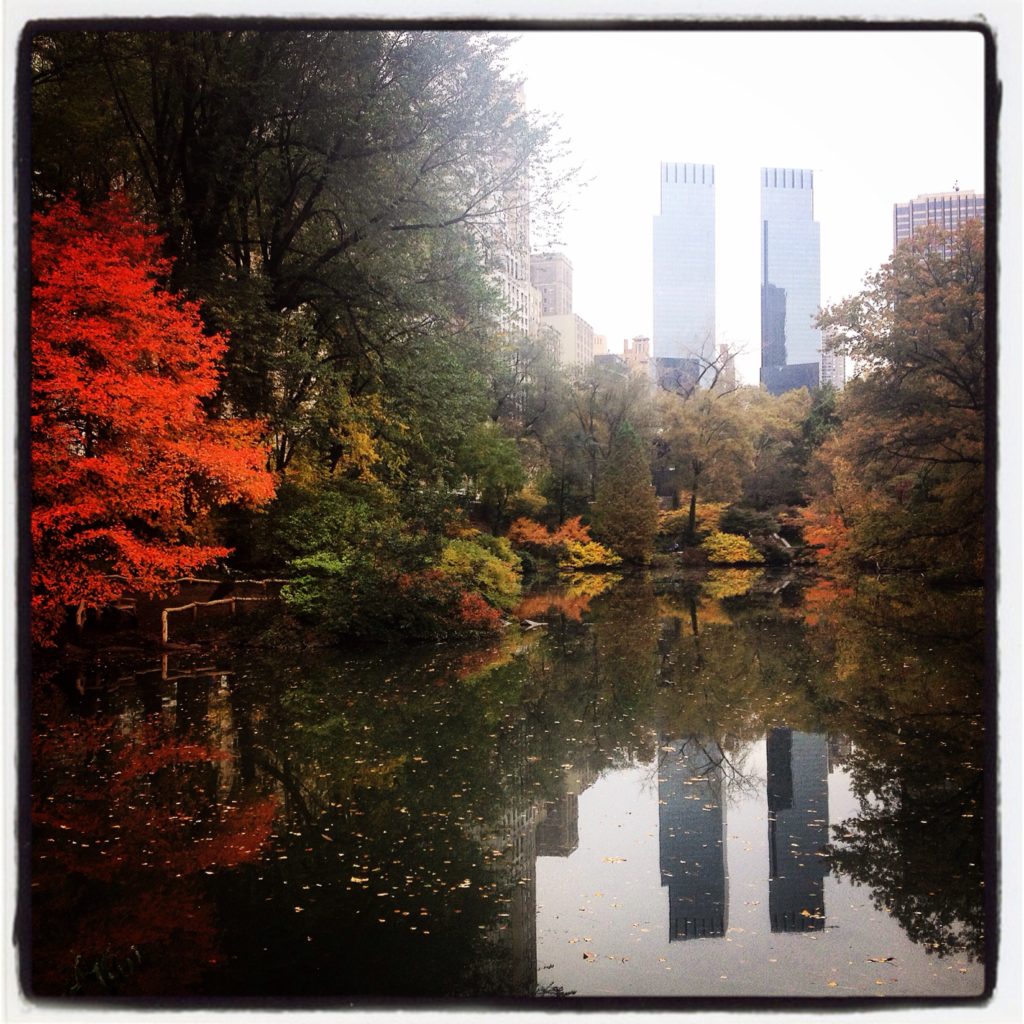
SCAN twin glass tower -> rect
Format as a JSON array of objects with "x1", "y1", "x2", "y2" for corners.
[{"x1": 653, "y1": 162, "x2": 822, "y2": 394}]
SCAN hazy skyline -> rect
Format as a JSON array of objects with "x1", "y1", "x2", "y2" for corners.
[{"x1": 506, "y1": 29, "x2": 986, "y2": 384}]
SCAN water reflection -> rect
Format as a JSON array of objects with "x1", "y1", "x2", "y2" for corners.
[
  {"x1": 766, "y1": 728, "x2": 829, "y2": 933},
  {"x1": 29, "y1": 571, "x2": 986, "y2": 999},
  {"x1": 658, "y1": 738, "x2": 728, "y2": 940}
]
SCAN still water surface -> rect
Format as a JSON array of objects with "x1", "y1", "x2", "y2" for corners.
[{"x1": 29, "y1": 570, "x2": 986, "y2": 1001}]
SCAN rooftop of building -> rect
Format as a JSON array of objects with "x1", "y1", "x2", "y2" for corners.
[
  {"x1": 900, "y1": 189, "x2": 983, "y2": 201},
  {"x1": 530, "y1": 250, "x2": 572, "y2": 266}
]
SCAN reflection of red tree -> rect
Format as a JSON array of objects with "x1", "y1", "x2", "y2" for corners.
[
  {"x1": 800, "y1": 577, "x2": 853, "y2": 627},
  {"x1": 32, "y1": 707, "x2": 278, "y2": 996},
  {"x1": 515, "y1": 591, "x2": 593, "y2": 623}
]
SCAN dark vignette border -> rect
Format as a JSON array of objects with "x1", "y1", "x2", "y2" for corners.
[{"x1": 13, "y1": 12, "x2": 1001, "y2": 1016}]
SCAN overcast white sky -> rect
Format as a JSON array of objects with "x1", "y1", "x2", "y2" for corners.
[{"x1": 505, "y1": 29, "x2": 986, "y2": 384}]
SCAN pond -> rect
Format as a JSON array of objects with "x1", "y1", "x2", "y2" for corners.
[{"x1": 27, "y1": 569, "x2": 987, "y2": 1003}]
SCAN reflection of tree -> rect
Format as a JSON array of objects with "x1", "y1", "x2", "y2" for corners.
[
  {"x1": 31, "y1": 682, "x2": 277, "y2": 996},
  {"x1": 654, "y1": 580, "x2": 827, "y2": 752},
  {"x1": 656, "y1": 735, "x2": 759, "y2": 801},
  {"x1": 806, "y1": 579, "x2": 985, "y2": 960}
]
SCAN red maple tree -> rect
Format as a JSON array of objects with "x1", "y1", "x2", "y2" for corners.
[{"x1": 31, "y1": 194, "x2": 276, "y2": 644}]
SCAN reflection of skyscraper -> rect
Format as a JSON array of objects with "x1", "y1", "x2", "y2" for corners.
[
  {"x1": 536, "y1": 793, "x2": 579, "y2": 857},
  {"x1": 536, "y1": 760, "x2": 599, "y2": 858},
  {"x1": 658, "y1": 738, "x2": 728, "y2": 940},
  {"x1": 760, "y1": 167, "x2": 822, "y2": 395},
  {"x1": 766, "y1": 728, "x2": 830, "y2": 932}
]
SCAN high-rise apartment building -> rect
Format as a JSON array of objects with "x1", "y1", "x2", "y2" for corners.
[
  {"x1": 485, "y1": 182, "x2": 533, "y2": 336},
  {"x1": 530, "y1": 252, "x2": 573, "y2": 316},
  {"x1": 820, "y1": 328, "x2": 846, "y2": 390},
  {"x1": 653, "y1": 162, "x2": 716, "y2": 367},
  {"x1": 532, "y1": 248, "x2": 600, "y2": 369},
  {"x1": 893, "y1": 188, "x2": 984, "y2": 249},
  {"x1": 540, "y1": 312, "x2": 596, "y2": 367},
  {"x1": 478, "y1": 87, "x2": 536, "y2": 338},
  {"x1": 760, "y1": 167, "x2": 822, "y2": 395}
]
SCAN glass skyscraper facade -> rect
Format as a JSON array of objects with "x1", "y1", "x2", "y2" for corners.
[
  {"x1": 760, "y1": 167, "x2": 822, "y2": 395},
  {"x1": 653, "y1": 162, "x2": 716, "y2": 367}
]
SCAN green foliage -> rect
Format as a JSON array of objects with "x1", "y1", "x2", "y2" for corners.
[
  {"x1": 700, "y1": 531, "x2": 766, "y2": 565},
  {"x1": 279, "y1": 483, "x2": 421, "y2": 636},
  {"x1": 740, "y1": 387, "x2": 813, "y2": 508},
  {"x1": 457, "y1": 422, "x2": 527, "y2": 531},
  {"x1": 591, "y1": 423, "x2": 660, "y2": 563},
  {"x1": 718, "y1": 505, "x2": 779, "y2": 538}
]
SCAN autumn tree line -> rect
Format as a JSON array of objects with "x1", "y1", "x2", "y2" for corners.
[{"x1": 28, "y1": 28, "x2": 986, "y2": 649}]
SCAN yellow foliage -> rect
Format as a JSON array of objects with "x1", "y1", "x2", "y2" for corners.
[
  {"x1": 436, "y1": 536, "x2": 522, "y2": 611},
  {"x1": 702, "y1": 568, "x2": 763, "y2": 600},
  {"x1": 559, "y1": 539, "x2": 622, "y2": 570},
  {"x1": 701, "y1": 531, "x2": 765, "y2": 565},
  {"x1": 657, "y1": 502, "x2": 727, "y2": 537},
  {"x1": 562, "y1": 571, "x2": 622, "y2": 599},
  {"x1": 329, "y1": 393, "x2": 401, "y2": 483}
]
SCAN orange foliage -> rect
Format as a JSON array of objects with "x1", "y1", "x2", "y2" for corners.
[
  {"x1": 800, "y1": 577, "x2": 854, "y2": 627},
  {"x1": 508, "y1": 516, "x2": 554, "y2": 548},
  {"x1": 798, "y1": 506, "x2": 849, "y2": 560},
  {"x1": 30, "y1": 195, "x2": 276, "y2": 644},
  {"x1": 396, "y1": 569, "x2": 503, "y2": 637},
  {"x1": 508, "y1": 515, "x2": 593, "y2": 555},
  {"x1": 516, "y1": 590, "x2": 594, "y2": 623}
]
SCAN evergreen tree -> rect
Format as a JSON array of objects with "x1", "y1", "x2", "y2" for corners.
[{"x1": 591, "y1": 422, "x2": 660, "y2": 563}]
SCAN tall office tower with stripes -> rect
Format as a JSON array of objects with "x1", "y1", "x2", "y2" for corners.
[
  {"x1": 760, "y1": 167, "x2": 822, "y2": 395},
  {"x1": 653, "y1": 162, "x2": 716, "y2": 372}
]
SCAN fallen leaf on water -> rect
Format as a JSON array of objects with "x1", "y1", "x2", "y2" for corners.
[{"x1": 827, "y1": 981, "x2": 838, "y2": 988}]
